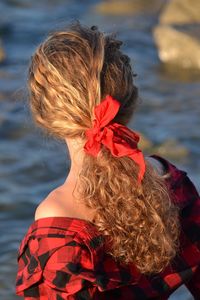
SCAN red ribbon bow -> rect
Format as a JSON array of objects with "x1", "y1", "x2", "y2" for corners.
[{"x1": 84, "y1": 95, "x2": 146, "y2": 183}]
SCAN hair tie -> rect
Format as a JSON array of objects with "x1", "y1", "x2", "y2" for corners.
[{"x1": 84, "y1": 95, "x2": 146, "y2": 183}]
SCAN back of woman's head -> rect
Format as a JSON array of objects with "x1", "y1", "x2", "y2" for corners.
[
  {"x1": 28, "y1": 23, "x2": 180, "y2": 274},
  {"x1": 29, "y1": 23, "x2": 137, "y2": 139}
]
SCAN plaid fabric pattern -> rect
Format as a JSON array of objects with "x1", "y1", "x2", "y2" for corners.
[{"x1": 16, "y1": 155, "x2": 200, "y2": 299}]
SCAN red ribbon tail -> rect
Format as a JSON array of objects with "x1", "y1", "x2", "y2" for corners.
[{"x1": 129, "y1": 151, "x2": 146, "y2": 184}]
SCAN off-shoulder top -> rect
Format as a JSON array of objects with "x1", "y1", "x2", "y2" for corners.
[{"x1": 16, "y1": 155, "x2": 200, "y2": 299}]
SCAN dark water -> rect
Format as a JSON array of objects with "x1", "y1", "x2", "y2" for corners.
[{"x1": 0, "y1": 0, "x2": 199, "y2": 299}]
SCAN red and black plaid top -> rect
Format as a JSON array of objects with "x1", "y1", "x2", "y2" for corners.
[{"x1": 16, "y1": 155, "x2": 200, "y2": 299}]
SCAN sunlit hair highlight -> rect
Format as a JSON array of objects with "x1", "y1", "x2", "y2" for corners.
[{"x1": 28, "y1": 22, "x2": 180, "y2": 274}]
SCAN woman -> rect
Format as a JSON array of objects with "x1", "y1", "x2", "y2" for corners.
[{"x1": 16, "y1": 23, "x2": 200, "y2": 299}]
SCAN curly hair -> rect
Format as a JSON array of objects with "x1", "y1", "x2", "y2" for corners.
[{"x1": 28, "y1": 22, "x2": 180, "y2": 274}]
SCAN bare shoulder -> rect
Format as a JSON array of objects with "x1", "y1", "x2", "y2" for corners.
[
  {"x1": 34, "y1": 188, "x2": 67, "y2": 221},
  {"x1": 34, "y1": 184, "x2": 97, "y2": 222}
]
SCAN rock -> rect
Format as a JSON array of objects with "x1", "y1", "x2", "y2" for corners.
[
  {"x1": 139, "y1": 135, "x2": 189, "y2": 160},
  {"x1": 158, "y1": 63, "x2": 200, "y2": 82},
  {"x1": 154, "y1": 139, "x2": 189, "y2": 159},
  {"x1": 138, "y1": 134, "x2": 189, "y2": 160},
  {"x1": 139, "y1": 134, "x2": 153, "y2": 151},
  {"x1": 0, "y1": 39, "x2": 5, "y2": 63},
  {"x1": 153, "y1": 25, "x2": 200, "y2": 69},
  {"x1": 159, "y1": 0, "x2": 200, "y2": 25},
  {"x1": 94, "y1": 0, "x2": 165, "y2": 16}
]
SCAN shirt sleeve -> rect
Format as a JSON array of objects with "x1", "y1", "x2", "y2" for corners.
[
  {"x1": 177, "y1": 174, "x2": 200, "y2": 299},
  {"x1": 16, "y1": 234, "x2": 100, "y2": 300},
  {"x1": 16, "y1": 228, "x2": 142, "y2": 300},
  {"x1": 42, "y1": 239, "x2": 99, "y2": 299}
]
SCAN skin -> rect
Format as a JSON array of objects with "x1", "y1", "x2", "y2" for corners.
[
  {"x1": 34, "y1": 137, "x2": 96, "y2": 222},
  {"x1": 35, "y1": 137, "x2": 164, "y2": 222}
]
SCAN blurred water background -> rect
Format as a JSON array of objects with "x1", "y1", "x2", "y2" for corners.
[{"x1": 0, "y1": 0, "x2": 199, "y2": 299}]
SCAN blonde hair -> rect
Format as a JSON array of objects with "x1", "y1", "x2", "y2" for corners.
[{"x1": 28, "y1": 22, "x2": 180, "y2": 274}]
